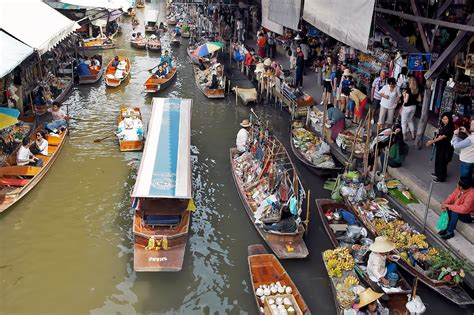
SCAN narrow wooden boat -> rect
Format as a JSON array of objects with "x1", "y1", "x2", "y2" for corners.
[
  {"x1": 345, "y1": 198, "x2": 474, "y2": 306},
  {"x1": 145, "y1": 9, "x2": 158, "y2": 32},
  {"x1": 316, "y1": 199, "x2": 412, "y2": 296},
  {"x1": 78, "y1": 56, "x2": 104, "y2": 85},
  {"x1": 181, "y1": 32, "x2": 190, "y2": 38},
  {"x1": 78, "y1": 38, "x2": 116, "y2": 50},
  {"x1": 230, "y1": 126, "x2": 309, "y2": 259},
  {"x1": 147, "y1": 40, "x2": 162, "y2": 52},
  {"x1": 290, "y1": 121, "x2": 343, "y2": 177},
  {"x1": 144, "y1": 67, "x2": 177, "y2": 93},
  {"x1": 0, "y1": 127, "x2": 68, "y2": 213},
  {"x1": 248, "y1": 244, "x2": 311, "y2": 314},
  {"x1": 166, "y1": 18, "x2": 177, "y2": 26},
  {"x1": 130, "y1": 38, "x2": 147, "y2": 49},
  {"x1": 132, "y1": 97, "x2": 193, "y2": 272},
  {"x1": 117, "y1": 106, "x2": 144, "y2": 152},
  {"x1": 170, "y1": 37, "x2": 181, "y2": 46},
  {"x1": 53, "y1": 78, "x2": 73, "y2": 103},
  {"x1": 193, "y1": 65, "x2": 225, "y2": 99},
  {"x1": 105, "y1": 57, "x2": 131, "y2": 88}
]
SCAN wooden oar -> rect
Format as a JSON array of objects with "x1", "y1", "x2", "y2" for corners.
[
  {"x1": 93, "y1": 133, "x2": 115, "y2": 143},
  {"x1": 147, "y1": 61, "x2": 165, "y2": 73}
]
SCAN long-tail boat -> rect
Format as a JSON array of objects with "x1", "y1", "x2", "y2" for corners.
[
  {"x1": 315, "y1": 199, "x2": 412, "y2": 296},
  {"x1": 144, "y1": 67, "x2": 177, "y2": 93},
  {"x1": 78, "y1": 56, "x2": 104, "y2": 85},
  {"x1": 145, "y1": 10, "x2": 159, "y2": 33},
  {"x1": 104, "y1": 57, "x2": 130, "y2": 87},
  {"x1": 78, "y1": 37, "x2": 116, "y2": 50},
  {"x1": 130, "y1": 38, "x2": 147, "y2": 49},
  {"x1": 344, "y1": 197, "x2": 474, "y2": 306},
  {"x1": 230, "y1": 122, "x2": 309, "y2": 259},
  {"x1": 0, "y1": 127, "x2": 67, "y2": 213},
  {"x1": 290, "y1": 120, "x2": 343, "y2": 177},
  {"x1": 132, "y1": 97, "x2": 193, "y2": 272},
  {"x1": 117, "y1": 106, "x2": 144, "y2": 152},
  {"x1": 248, "y1": 244, "x2": 311, "y2": 314},
  {"x1": 193, "y1": 65, "x2": 225, "y2": 99}
]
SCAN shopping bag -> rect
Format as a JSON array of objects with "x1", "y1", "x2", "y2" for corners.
[{"x1": 437, "y1": 210, "x2": 449, "y2": 232}]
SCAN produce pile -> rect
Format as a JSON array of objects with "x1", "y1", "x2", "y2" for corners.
[
  {"x1": 254, "y1": 282, "x2": 299, "y2": 315},
  {"x1": 292, "y1": 126, "x2": 335, "y2": 169},
  {"x1": 323, "y1": 247, "x2": 355, "y2": 278},
  {"x1": 335, "y1": 130, "x2": 365, "y2": 156},
  {"x1": 373, "y1": 219, "x2": 429, "y2": 250}
]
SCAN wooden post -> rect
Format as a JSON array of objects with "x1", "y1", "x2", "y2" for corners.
[
  {"x1": 345, "y1": 112, "x2": 369, "y2": 173},
  {"x1": 322, "y1": 101, "x2": 328, "y2": 142},
  {"x1": 305, "y1": 190, "x2": 310, "y2": 236},
  {"x1": 363, "y1": 110, "x2": 372, "y2": 174},
  {"x1": 410, "y1": 277, "x2": 419, "y2": 300},
  {"x1": 235, "y1": 85, "x2": 238, "y2": 106},
  {"x1": 372, "y1": 122, "x2": 381, "y2": 182}
]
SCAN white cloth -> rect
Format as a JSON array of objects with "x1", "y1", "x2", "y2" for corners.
[
  {"x1": 35, "y1": 138, "x2": 48, "y2": 156},
  {"x1": 379, "y1": 85, "x2": 400, "y2": 109},
  {"x1": 460, "y1": 134, "x2": 474, "y2": 163},
  {"x1": 367, "y1": 252, "x2": 387, "y2": 282},
  {"x1": 401, "y1": 105, "x2": 416, "y2": 136},
  {"x1": 133, "y1": 117, "x2": 143, "y2": 128},
  {"x1": 117, "y1": 128, "x2": 139, "y2": 141},
  {"x1": 236, "y1": 128, "x2": 249, "y2": 152},
  {"x1": 16, "y1": 145, "x2": 31, "y2": 166}
]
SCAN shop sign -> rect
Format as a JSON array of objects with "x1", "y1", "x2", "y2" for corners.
[{"x1": 408, "y1": 54, "x2": 432, "y2": 71}]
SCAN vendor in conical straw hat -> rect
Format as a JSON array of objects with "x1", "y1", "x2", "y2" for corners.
[
  {"x1": 356, "y1": 288, "x2": 386, "y2": 314},
  {"x1": 367, "y1": 236, "x2": 398, "y2": 286},
  {"x1": 236, "y1": 119, "x2": 252, "y2": 153}
]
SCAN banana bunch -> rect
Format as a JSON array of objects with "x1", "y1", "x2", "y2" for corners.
[
  {"x1": 407, "y1": 233, "x2": 428, "y2": 249},
  {"x1": 344, "y1": 275, "x2": 359, "y2": 286},
  {"x1": 324, "y1": 248, "x2": 355, "y2": 278},
  {"x1": 323, "y1": 249, "x2": 336, "y2": 261}
]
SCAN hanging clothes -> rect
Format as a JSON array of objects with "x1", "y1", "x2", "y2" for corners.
[{"x1": 439, "y1": 85, "x2": 455, "y2": 114}]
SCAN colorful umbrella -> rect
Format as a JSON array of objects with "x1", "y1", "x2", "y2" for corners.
[
  {"x1": 0, "y1": 107, "x2": 20, "y2": 130},
  {"x1": 192, "y1": 42, "x2": 224, "y2": 57}
]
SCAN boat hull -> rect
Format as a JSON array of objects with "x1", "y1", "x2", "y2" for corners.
[
  {"x1": 78, "y1": 67, "x2": 104, "y2": 85},
  {"x1": 144, "y1": 67, "x2": 177, "y2": 93},
  {"x1": 105, "y1": 57, "x2": 131, "y2": 87},
  {"x1": 193, "y1": 65, "x2": 225, "y2": 99},
  {"x1": 117, "y1": 106, "x2": 144, "y2": 152}
]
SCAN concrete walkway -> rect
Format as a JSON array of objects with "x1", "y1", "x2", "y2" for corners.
[{"x1": 239, "y1": 39, "x2": 473, "y2": 264}]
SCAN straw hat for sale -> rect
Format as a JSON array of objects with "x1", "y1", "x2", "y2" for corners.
[
  {"x1": 357, "y1": 288, "x2": 384, "y2": 308},
  {"x1": 240, "y1": 119, "x2": 251, "y2": 128},
  {"x1": 343, "y1": 69, "x2": 352, "y2": 76},
  {"x1": 263, "y1": 58, "x2": 272, "y2": 67},
  {"x1": 369, "y1": 236, "x2": 395, "y2": 253}
]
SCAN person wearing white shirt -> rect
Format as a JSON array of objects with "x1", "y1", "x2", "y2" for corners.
[
  {"x1": 30, "y1": 131, "x2": 48, "y2": 156},
  {"x1": 16, "y1": 138, "x2": 43, "y2": 167},
  {"x1": 236, "y1": 119, "x2": 251, "y2": 153},
  {"x1": 451, "y1": 118, "x2": 474, "y2": 180},
  {"x1": 378, "y1": 78, "x2": 400, "y2": 126},
  {"x1": 367, "y1": 236, "x2": 398, "y2": 286}
]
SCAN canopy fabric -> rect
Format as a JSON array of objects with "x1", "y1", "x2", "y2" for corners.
[
  {"x1": 132, "y1": 98, "x2": 192, "y2": 199},
  {"x1": 303, "y1": 0, "x2": 375, "y2": 52},
  {"x1": 145, "y1": 10, "x2": 159, "y2": 23},
  {"x1": 0, "y1": 31, "x2": 34, "y2": 78},
  {"x1": 59, "y1": 0, "x2": 131, "y2": 11},
  {"x1": 192, "y1": 42, "x2": 224, "y2": 57},
  {"x1": 261, "y1": 0, "x2": 283, "y2": 35},
  {"x1": 0, "y1": 107, "x2": 20, "y2": 130},
  {"x1": 0, "y1": 0, "x2": 80, "y2": 55},
  {"x1": 268, "y1": 0, "x2": 301, "y2": 31}
]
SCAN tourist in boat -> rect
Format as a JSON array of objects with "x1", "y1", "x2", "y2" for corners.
[
  {"x1": 439, "y1": 177, "x2": 474, "y2": 240},
  {"x1": 91, "y1": 55, "x2": 101, "y2": 67},
  {"x1": 77, "y1": 59, "x2": 91, "y2": 76},
  {"x1": 116, "y1": 118, "x2": 139, "y2": 141},
  {"x1": 155, "y1": 65, "x2": 167, "y2": 78},
  {"x1": 236, "y1": 119, "x2": 251, "y2": 153},
  {"x1": 16, "y1": 138, "x2": 43, "y2": 167},
  {"x1": 326, "y1": 103, "x2": 345, "y2": 142},
  {"x1": 111, "y1": 56, "x2": 120, "y2": 69},
  {"x1": 83, "y1": 56, "x2": 91, "y2": 67},
  {"x1": 160, "y1": 50, "x2": 172, "y2": 68},
  {"x1": 356, "y1": 288, "x2": 387, "y2": 315},
  {"x1": 46, "y1": 102, "x2": 68, "y2": 133},
  {"x1": 136, "y1": 32, "x2": 143, "y2": 40},
  {"x1": 30, "y1": 131, "x2": 48, "y2": 156},
  {"x1": 115, "y1": 59, "x2": 127, "y2": 79},
  {"x1": 367, "y1": 236, "x2": 398, "y2": 286}
]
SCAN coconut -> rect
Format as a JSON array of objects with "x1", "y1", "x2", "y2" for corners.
[
  {"x1": 270, "y1": 304, "x2": 277, "y2": 310},
  {"x1": 287, "y1": 306, "x2": 296, "y2": 315},
  {"x1": 264, "y1": 288, "x2": 271, "y2": 296},
  {"x1": 270, "y1": 286, "x2": 278, "y2": 294},
  {"x1": 276, "y1": 297, "x2": 283, "y2": 305},
  {"x1": 256, "y1": 288, "x2": 264, "y2": 297},
  {"x1": 268, "y1": 298, "x2": 275, "y2": 305},
  {"x1": 276, "y1": 281, "x2": 281, "y2": 287},
  {"x1": 285, "y1": 286, "x2": 293, "y2": 294},
  {"x1": 260, "y1": 296, "x2": 266, "y2": 303},
  {"x1": 277, "y1": 286, "x2": 285, "y2": 294},
  {"x1": 283, "y1": 297, "x2": 292, "y2": 306},
  {"x1": 277, "y1": 305, "x2": 286, "y2": 311}
]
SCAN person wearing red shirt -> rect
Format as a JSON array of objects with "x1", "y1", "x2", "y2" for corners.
[
  {"x1": 439, "y1": 177, "x2": 474, "y2": 240},
  {"x1": 257, "y1": 33, "x2": 266, "y2": 58}
]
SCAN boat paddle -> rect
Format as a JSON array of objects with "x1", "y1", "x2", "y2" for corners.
[
  {"x1": 93, "y1": 133, "x2": 115, "y2": 143},
  {"x1": 147, "y1": 61, "x2": 165, "y2": 73}
]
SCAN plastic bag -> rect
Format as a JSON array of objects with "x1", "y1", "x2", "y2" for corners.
[
  {"x1": 437, "y1": 211, "x2": 449, "y2": 232},
  {"x1": 406, "y1": 295, "x2": 426, "y2": 314},
  {"x1": 318, "y1": 141, "x2": 331, "y2": 155}
]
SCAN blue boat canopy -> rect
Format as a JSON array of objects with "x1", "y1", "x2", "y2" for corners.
[{"x1": 132, "y1": 98, "x2": 192, "y2": 199}]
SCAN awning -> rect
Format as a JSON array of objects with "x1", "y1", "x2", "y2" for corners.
[
  {"x1": 0, "y1": 31, "x2": 34, "y2": 78},
  {"x1": 303, "y1": 0, "x2": 375, "y2": 52},
  {"x1": 268, "y1": 0, "x2": 301, "y2": 31},
  {"x1": 261, "y1": 0, "x2": 283, "y2": 35},
  {"x1": 59, "y1": 0, "x2": 132, "y2": 11},
  {"x1": 132, "y1": 98, "x2": 192, "y2": 199},
  {"x1": 0, "y1": 0, "x2": 80, "y2": 55},
  {"x1": 145, "y1": 10, "x2": 159, "y2": 23}
]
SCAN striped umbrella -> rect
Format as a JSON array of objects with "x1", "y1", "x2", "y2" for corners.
[
  {"x1": 0, "y1": 107, "x2": 20, "y2": 130},
  {"x1": 192, "y1": 42, "x2": 224, "y2": 57}
]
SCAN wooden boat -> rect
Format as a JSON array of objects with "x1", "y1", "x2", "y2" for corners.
[
  {"x1": 166, "y1": 18, "x2": 177, "y2": 26},
  {"x1": 193, "y1": 65, "x2": 225, "y2": 99},
  {"x1": 78, "y1": 38, "x2": 116, "y2": 50},
  {"x1": 345, "y1": 198, "x2": 474, "y2": 306},
  {"x1": 130, "y1": 38, "x2": 147, "y2": 49},
  {"x1": 117, "y1": 106, "x2": 144, "y2": 152},
  {"x1": 147, "y1": 40, "x2": 162, "y2": 52},
  {"x1": 104, "y1": 57, "x2": 131, "y2": 88},
  {"x1": 290, "y1": 120, "x2": 343, "y2": 177},
  {"x1": 170, "y1": 37, "x2": 181, "y2": 46},
  {"x1": 132, "y1": 97, "x2": 193, "y2": 272},
  {"x1": 316, "y1": 199, "x2": 412, "y2": 296},
  {"x1": 181, "y1": 31, "x2": 191, "y2": 38},
  {"x1": 230, "y1": 126, "x2": 309, "y2": 259},
  {"x1": 248, "y1": 244, "x2": 311, "y2": 314},
  {"x1": 78, "y1": 56, "x2": 104, "y2": 84},
  {"x1": 53, "y1": 78, "x2": 73, "y2": 103},
  {"x1": 145, "y1": 9, "x2": 158, "y2": 32},
  {"x1": 144, "y1": 66, "x2": 177, "y2": 93},
  {"x1": 0, "y1": 127, "x2": 68, "y2": 213}
]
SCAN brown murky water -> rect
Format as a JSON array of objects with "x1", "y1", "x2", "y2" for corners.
[{"x1": 0, "y1": 1, "x2": 471, "y2": 315}]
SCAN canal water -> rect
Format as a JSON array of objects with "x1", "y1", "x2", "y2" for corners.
[{"x1": 0, "y1": 1, "x2": 470, "y2": 314}]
